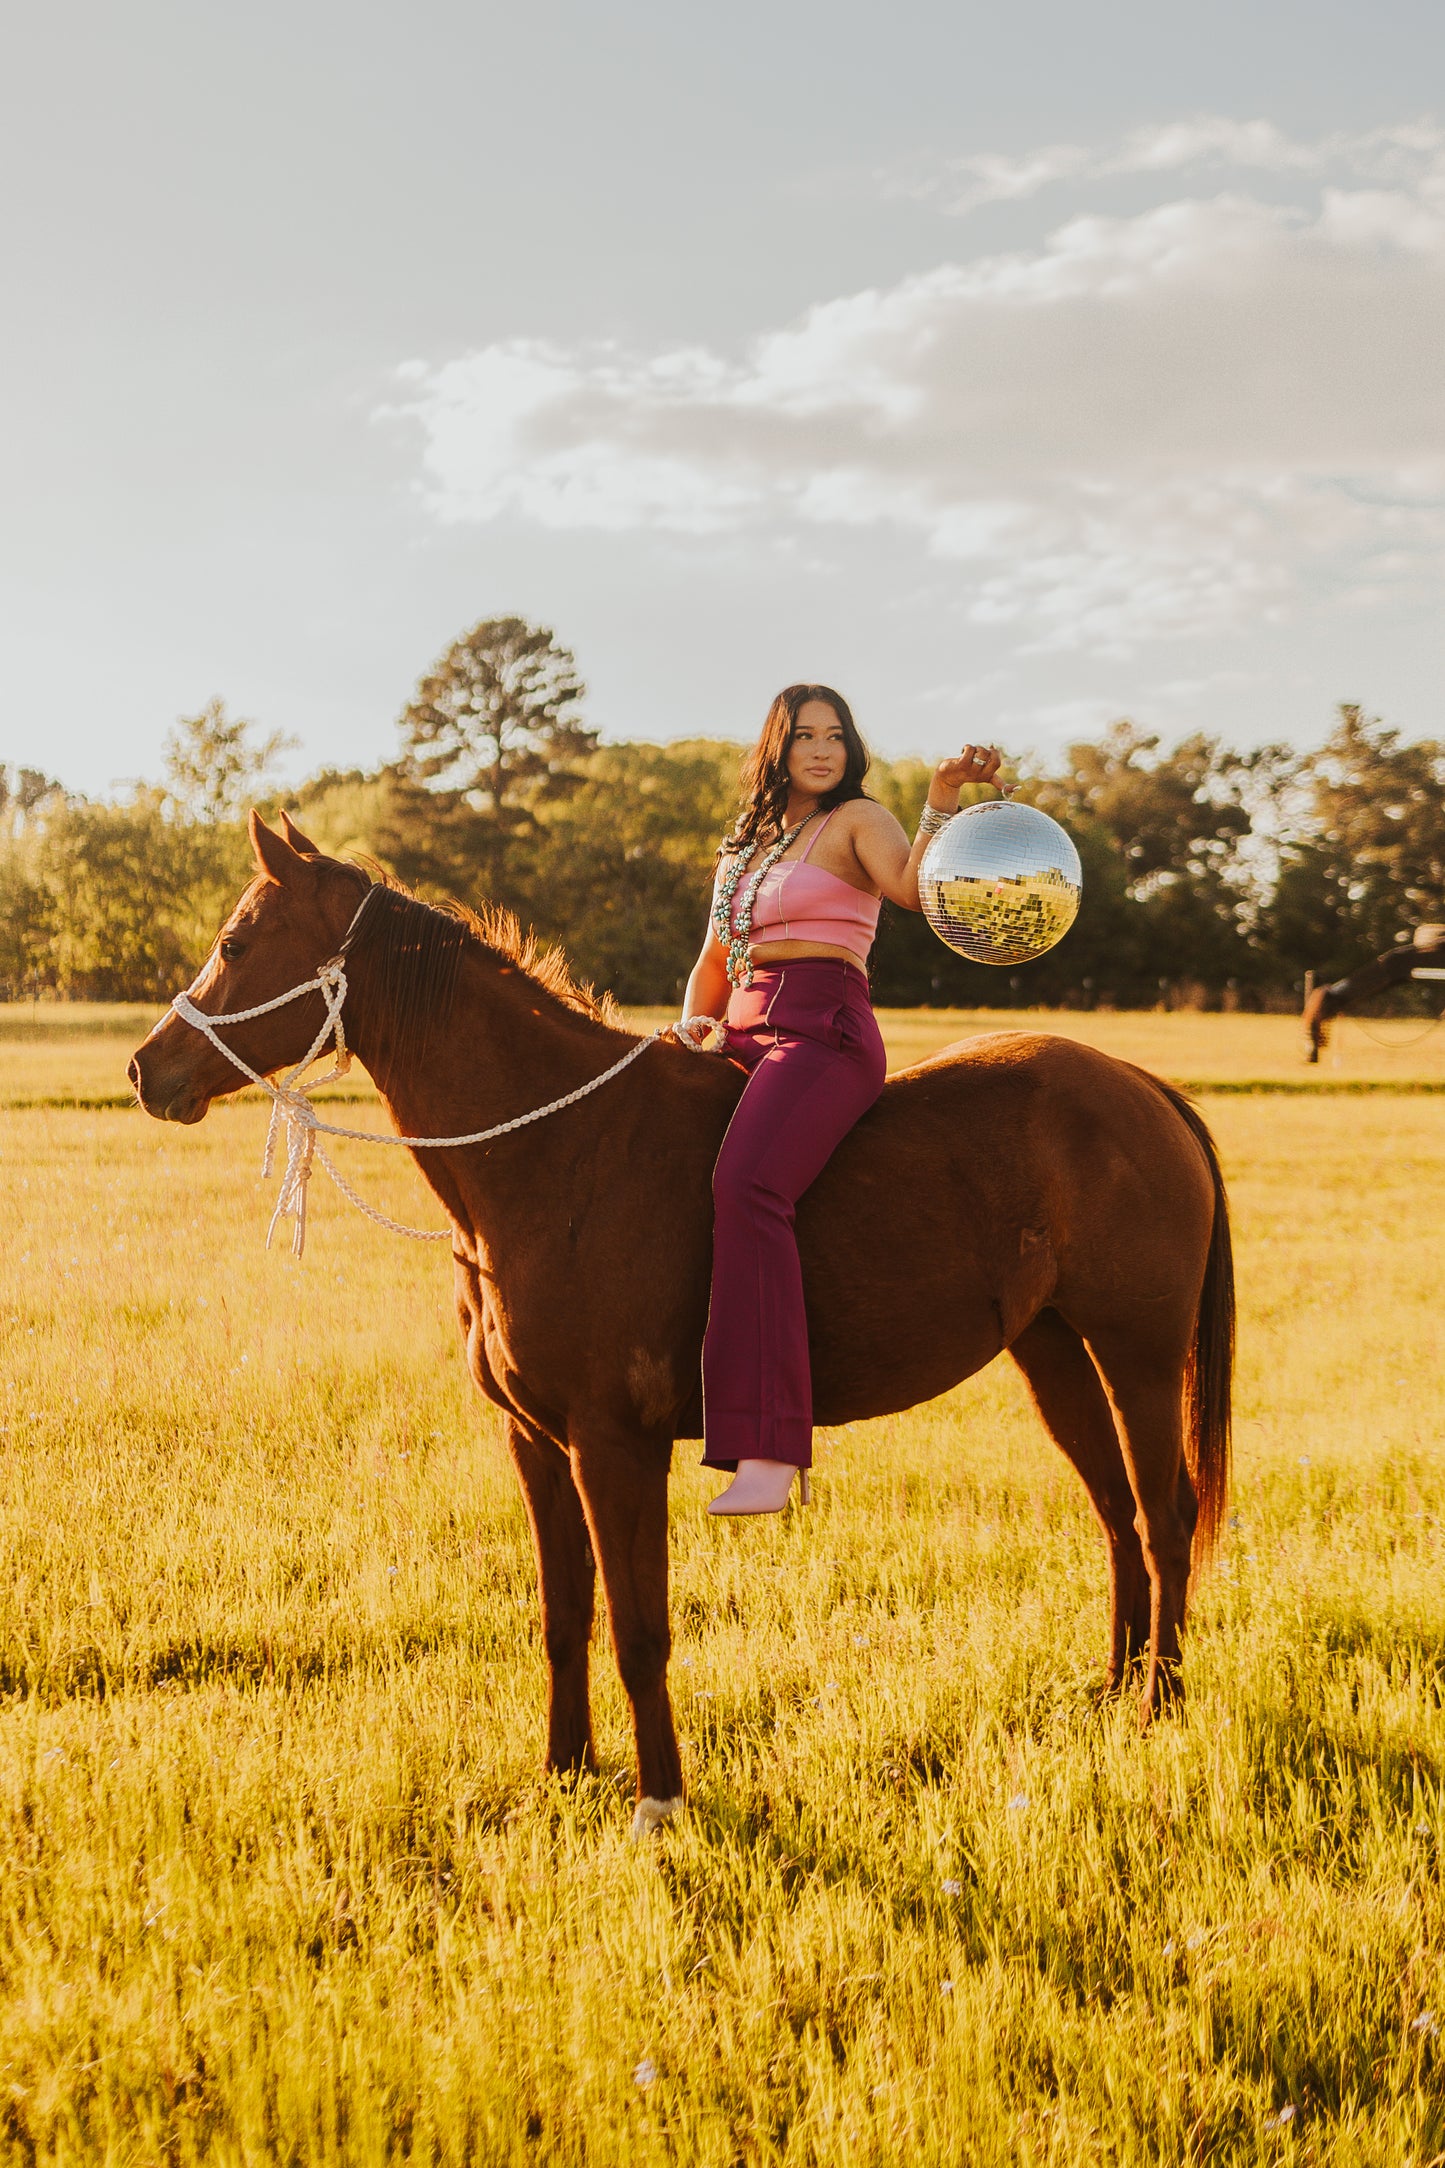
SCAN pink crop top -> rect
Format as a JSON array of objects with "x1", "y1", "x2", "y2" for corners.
[{"x1": 718, "y1": 809, "x2": 882, "y2": 964}]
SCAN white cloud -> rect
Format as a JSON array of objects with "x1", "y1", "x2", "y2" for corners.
[
  {"x1": 893, "y1": 114, "x2": 1445, "y2": 216},
  {"x1": 386, "y1": 121, "x2": 1445, "y2": 658}
]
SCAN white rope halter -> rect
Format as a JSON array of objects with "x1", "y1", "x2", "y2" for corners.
[{"x1": 166, "y1": 886, "x2": 665, "y2": 1255}]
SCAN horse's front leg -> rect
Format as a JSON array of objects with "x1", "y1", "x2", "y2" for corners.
[
  {"x1": 506, "y1": 1416, "x2": 598, "y2": 1776},
  {"x1": 568, "y1": 1424, "x2": 683, "y2": 1835}
]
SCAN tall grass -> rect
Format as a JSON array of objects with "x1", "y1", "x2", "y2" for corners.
[{"x1": 0, "y1": 1034, "x2": 1441, "y2": 2160}]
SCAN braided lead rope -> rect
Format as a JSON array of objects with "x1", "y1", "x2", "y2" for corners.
[
  {"x1": 167, "y1": 927, "x2": 667, "y2": 1254},
  {"x1": 252, "y1": 1026, "x2": 665, "y2": 1253},
  {"x1": 312, "y1": 1140, "x2": 454, "y2": 1244}
]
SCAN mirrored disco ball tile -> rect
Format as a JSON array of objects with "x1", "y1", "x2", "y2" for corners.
[{"x1": 919, "y1": 802, "x2": 1082, "y2": 967}]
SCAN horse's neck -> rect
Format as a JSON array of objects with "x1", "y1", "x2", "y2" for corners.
[{"x1": 352, "y1": 947, "x2": 630, "y2": 1165}]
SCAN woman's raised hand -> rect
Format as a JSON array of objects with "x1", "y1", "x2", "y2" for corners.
[{"x1": 929, "y1": 744, "x2": 1010, "y2": 812}]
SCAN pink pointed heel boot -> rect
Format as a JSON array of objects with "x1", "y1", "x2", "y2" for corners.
[{"x1": 707, "y1": 1460, "x2": 811, "y2": 1516}]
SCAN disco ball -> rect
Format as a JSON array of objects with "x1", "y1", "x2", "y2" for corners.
[{"x1": 919, "y1": 799, "x2": 1082, "y2": 967}]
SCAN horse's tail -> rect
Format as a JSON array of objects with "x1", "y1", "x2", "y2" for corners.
[{"x1": 1139, "y1": 1074, "x2": 1235, "y2": 1556}]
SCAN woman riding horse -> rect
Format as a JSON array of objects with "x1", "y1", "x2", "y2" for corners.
[
  {"x1": 676, "y1": 684, "x2": 1004, "y2": 1515},
  {"x1": 130, "y1": 755, "x2": 1231, "y2": 1813}
]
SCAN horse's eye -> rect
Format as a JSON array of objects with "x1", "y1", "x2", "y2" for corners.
[{"x1": 220, "y1": 937, "x2": 246, "y2": 962}]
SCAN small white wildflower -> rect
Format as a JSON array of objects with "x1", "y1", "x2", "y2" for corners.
[
  {"x1": 634, "y1": 2057, "x2": 657, "y2": 2088},
  {"x1": 1187, "y1": 1931, "x2": 1205, "y2": 1951},
  {"x1": 1263, "y1": 2104, "x2": 1295, "y2": 2129},
  {"x1": 853, "y1": 1635, "x2": 868, "y2": 1647},
  {"x1": 1162, "y1": 1940, "x2": 1176, "y2": 1958},
  {"x1": 1411, "y1": 2009, "x2": 1439, "y2": 2037},
  {"x1": 941, "y1": 1878, "x2": 962, "y2": 1896},
  {"x1": 1007, "y1": 1793, "x2": 1029, "y2": 1812},
  {"x1": 1297, "y1": 1456, "x2": 1310, "y2": 1468},
  {"x1": 940, "y1": 1979, "x2": 953, "y2": 1995}
]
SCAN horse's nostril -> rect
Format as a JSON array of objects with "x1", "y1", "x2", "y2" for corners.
[{"x1": 126, "y1": 1054, "x2": 143, "y2": 1095}]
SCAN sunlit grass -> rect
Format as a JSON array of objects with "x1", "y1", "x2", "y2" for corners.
[
  {"x1": 0, "y1": 1025, "x2": 1442, "y2": 2160},
  {"x1": 5, "y1": 999, "x2": 1445, "y2": 1106},
  {"x1": 637, "y1": 1002, "x2": 1445, "y2": 1086}
]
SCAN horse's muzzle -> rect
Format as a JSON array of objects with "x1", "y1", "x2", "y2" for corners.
[{"x1": 127, "y1": 1045, "x2": 211, "y2": 1124}]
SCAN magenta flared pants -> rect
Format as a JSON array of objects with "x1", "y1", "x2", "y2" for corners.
[{"x1": 702, "y1": 960, "x2": 887, "y2": 1470}]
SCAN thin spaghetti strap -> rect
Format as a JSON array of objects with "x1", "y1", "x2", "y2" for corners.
[{"x1": 797, "y1": 808, "x2": 836, "y2": 863}]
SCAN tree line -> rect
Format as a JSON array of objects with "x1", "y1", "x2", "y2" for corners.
[{"x1": 3, "y1": 617, "x2": 1442, "y2": 1010}]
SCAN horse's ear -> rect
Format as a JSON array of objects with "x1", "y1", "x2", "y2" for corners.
[
  {"x1": 278, "y1": 808, "x2": 323, "y2": 856},
  {"x1": 249, "y1": 809, "x2": 313, "y2": 887}
]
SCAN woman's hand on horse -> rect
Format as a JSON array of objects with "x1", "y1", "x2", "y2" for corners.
[
  {"x1": 929, "y1": 744, "x2": 1010, "y2": 812},
  {"x1": 675, "y1": 1015, "x2": 722, "y2": 1053}
]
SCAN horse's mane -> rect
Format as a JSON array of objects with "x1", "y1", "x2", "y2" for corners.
[{"x1": 345, "y1": 868, "x2": 622, "y2": 1074}]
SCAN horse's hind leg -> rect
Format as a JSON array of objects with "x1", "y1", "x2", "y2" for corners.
[
  {"x1": 1010, "y1": 1309, "x2": 1151, "y2": 1691},
  {"x1": 569, "y1": 1427, "x2": 684, "y2": 1835},
  {"x1": 1083, "y1": 1330, "x2": 1198, "y2": 1722},
  {"x1": 507, "y1": 1417, "x2": 598, "y2": 1776}
]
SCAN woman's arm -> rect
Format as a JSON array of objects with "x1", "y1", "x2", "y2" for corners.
[
  {"x1": 851, "y1": 744, "x2": 1007, "y2": 912},
  {"x1": 681, "y1": 922, "x2": 731, "y2": 1028}
]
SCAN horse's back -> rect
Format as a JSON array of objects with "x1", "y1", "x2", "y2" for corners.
[
  {"x1": 792, "y1": 1027, "x2": 1217, "y2": 1421},
  {"x1": 852, "y1": 1027, "x2": 1195, "y2": 1162},
  {"x1": 844, "y1": 1027, "x2": 1216, "y2": 1246}
]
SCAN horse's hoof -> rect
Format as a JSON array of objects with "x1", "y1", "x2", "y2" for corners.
[
  {"x1": 1102, "y1": 1645, "x2": 1149, "y2": 1699},
  {"x1": 1138, "y1": 1666, "x2": 1183, "y2": 1729},
  {"x1": 630, "y1": 1794, "x2": 684, "y2": 1840}
]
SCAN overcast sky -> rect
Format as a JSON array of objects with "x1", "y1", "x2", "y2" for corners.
[{"x1": 3, "y1": 0, "x2": 1442, "y2": 796}]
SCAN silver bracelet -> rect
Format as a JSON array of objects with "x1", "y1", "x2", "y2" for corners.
[{"x1": 916, "y1": 804, "x2": 955, "y2": 841}]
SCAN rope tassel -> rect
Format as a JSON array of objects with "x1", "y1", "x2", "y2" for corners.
[{"x1": 266, "y1": 1094, "x2": 319, "y2": 1257}]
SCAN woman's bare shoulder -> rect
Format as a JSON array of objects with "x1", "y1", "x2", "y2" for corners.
[{"x1": 836, "y1": 797, "x2": 905, "y2": 836}]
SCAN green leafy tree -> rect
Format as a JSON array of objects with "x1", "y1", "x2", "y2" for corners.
[
  {"x1": 0, "y1": 766, "x2": 63, "y2": 830},
  {"x1": 38, "y1": 793, "x2": 219, "y2": 998},
  {"x1": 1032, "y1": 722, "x2": 1263, "y2": 1001},
  {"x1": 398, "y1": 617, "x2": 595, "y2": 824},
  {"x1": 1262, "y1": 706, "x2": 1445, "y2": 984},
  {"x1": 510, "y1": 740, "x2": 742, "y2": 1001},
  {"x1": 0, "y1": 768, "x2": 65, "y2": 992},
  {"x1": 163, "y1": 699, "x2": 294, "y2": 825}
]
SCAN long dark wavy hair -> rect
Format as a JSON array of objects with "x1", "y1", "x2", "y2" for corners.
[{"x1": 723, "y1": 684, "x2": 872, "y2": 856}]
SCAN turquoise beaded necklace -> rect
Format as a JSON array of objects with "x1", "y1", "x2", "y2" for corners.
[{"x1": 712, "y1": 811, "x2": 821, "y2": 990}]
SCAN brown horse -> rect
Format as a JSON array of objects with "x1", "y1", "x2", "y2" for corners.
[{"x1": 130, "y1": 814, "x2": 1234, "y2": 1832}]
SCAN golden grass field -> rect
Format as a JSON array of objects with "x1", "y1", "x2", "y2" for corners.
[
  {"x1": 6, "y1": 999, "x2": 1445, "y2": 1106},
  {"x1": 1, "y1": 1005, "x2": 1443, "y2": 2162}
]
